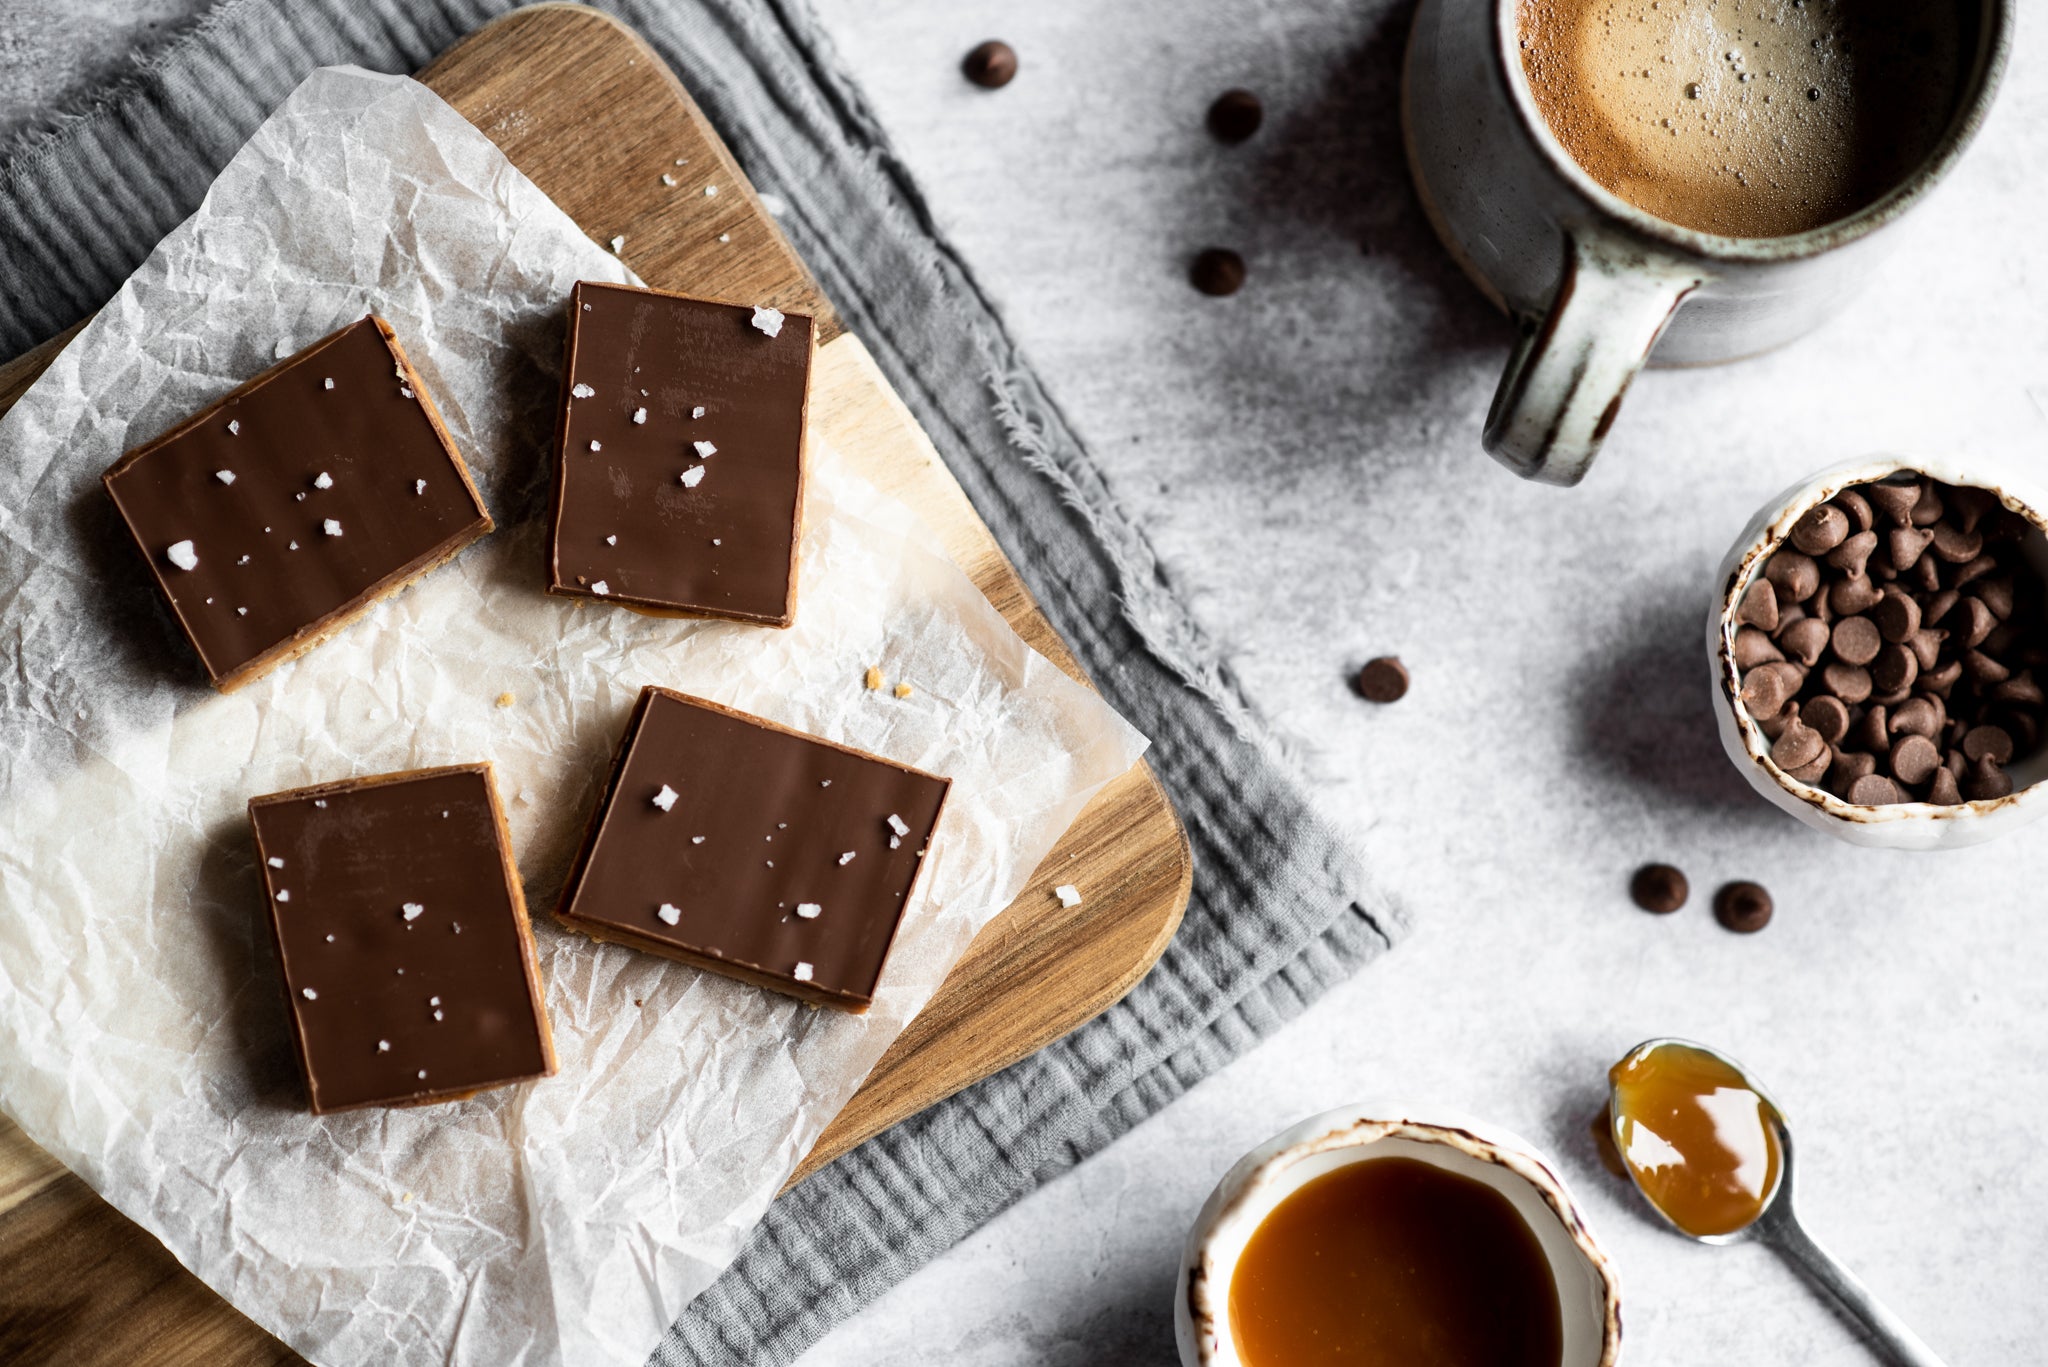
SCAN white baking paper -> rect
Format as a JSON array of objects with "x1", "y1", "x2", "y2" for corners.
[{"x1": 0, "y1": 67, "x2": 1146, "y2": 1367}]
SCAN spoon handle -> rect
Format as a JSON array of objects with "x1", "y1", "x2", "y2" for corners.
[{"x1": 1768, "y1": 1215, "x2": 1948, "y2": 1367}]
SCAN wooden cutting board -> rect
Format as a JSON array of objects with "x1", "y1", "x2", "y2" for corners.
[{"x1": 0, "y1": 7, "x2": 1191, "y2": 1363}]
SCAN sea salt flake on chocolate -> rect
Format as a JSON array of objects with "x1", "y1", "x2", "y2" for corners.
[
  {"x1": 1055, "y1": 884, "x2": 1082, "y2": 908},
  {"x1": 797, "y1": 902, "x2": 822, "y2": 919},
  {"x1": 632, "y1": 407, "x2": 647, "y2": 424},
  {"x1": 887, "y1": 813, "x2": 910, "y2": 837},
  {"x1": 227, "y1": 420, "x2": 240, "y2": 436},
  {"x1": 661, "y1": 173, "x2": 677, "y2": 187},
  {"x1": 591, "y1": 580, "x2": 609, "y2": 596},
  {"x1": 401, "y1": 902, "x2": 424, "y2": 921},
  {"x1": 606, "y1": 535, "x2": 617, "y2": 545},
  {"x1": 657, "y1": 902, "x2": 683, "y2": 926},
  {"x1": 793, "y1": 962, "x2": 813, "y2": 982},
  {"x1": 693, "y1": 440, "x2": 717, "y2": 458},
  {"x1": 610, "y1": 235, "x2": 625, "y2": 253},
  {"x1": 839, "y1": 851, "x2": 856, "y2": 865},
  {"x1": 415, "y1": 479, "x2": 426, "y2": 495},
  {"x1": 268, "y1": 856, "x2": 284, "y2": 868},
  {"x1": 653, "y1": 784, "x2": 679, "y2": 812},
  {"x1": 323, "y1": 378, "x2": 334, "y2": 390},
  {"x1": 680, "y1": 466, "x2": 706, "y2": 488},
  {"x1": 275, "y1": 889, "x2": 290, "y2": 902},
  {"x1": 323, "y1": 519, "x2": 343, "y2": 537},
  {"x1": 750, "y1": 306, "x2": 785, "y2": 338},
  {"x1": 572, "y1": 383, "x2": 596, "y2": 399},
  {"x1": 216, "y1": 470, "x2": 236, "y2": 485},
  {"x1": 302, "y1": 987, "x2": 318, "y2": 1000},
  {"x1": 314, "y1": 472, "x2": 333, "y2": 489},
  {"x1": 692, "y1": 835, "x2": 705, "y2": 844},
  {"x1": 691, "y1": 406, "x2": 705, "y2": 419},
  {"x1": 166, "y1": 540, "x2": 199, "y2": 570},
  {"x1": 589, "y1": 440, "x2": 602, "y2": 453},
  {"x1": 377, "y1": 1040, "x2": 390, "y2": 1053}
]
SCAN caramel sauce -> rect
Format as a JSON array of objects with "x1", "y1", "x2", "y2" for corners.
[
  {"x1": 1609, "y1": 1042, "x2": 1782, "y2": 1237},
  {"x1": 1228, "y1": 1156, "x2": 1563, "y2": 1367}
]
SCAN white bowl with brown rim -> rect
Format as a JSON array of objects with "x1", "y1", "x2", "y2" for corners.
[
  {"x1": 1710, "y1": 454, "x2": 2048, "y2": 849},
  {"x1": 1174, "y1": 1103, "x2": 1622, "y2": 1367}
]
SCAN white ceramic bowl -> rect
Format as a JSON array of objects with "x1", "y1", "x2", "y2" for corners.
[
  {"x1": 1710, "y1": 454, "x2": 2048, "y2": 849},
  {"x1": 1175, "y1": 1104, "x2": 1622, "y2": 1367}
]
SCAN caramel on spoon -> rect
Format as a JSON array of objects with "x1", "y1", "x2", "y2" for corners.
[{"x1": 1607, "y1": 1038, "x2": 1947, "y2": 1367}]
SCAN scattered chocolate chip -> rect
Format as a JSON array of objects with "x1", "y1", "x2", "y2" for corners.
[
  {"x1": 1785, "y1": 746, "x2": 1833, "y2": 783},
  {"x1": 1713, "y1": 881, "x2": 1774, "y2": 933},
  {"x1": 1976, "y1": 577, "x2": 2016, "y2": 620},
  {"x1": 1954, "y1": 553, "x2": 1999, "y2": 588},
  {"x1": 1830, "y1": 616, "x2": 1882, "y2": 666},
  {"x1": 1888, "y1": 734, "x2": 1941, "y2": 785},
  {"x1": 1964, "y1": 754, "x2": 2015, "y2": 801},
  {"x1": 1920, "y1": 659, "x2": 1963, "y2": 696},
  {"x1": 1963, "y1": 724, "x2": 2014, "y2": 764},
  {"x1": 1846, "y1": 774, "x2": 1905, "y2": 806},
  {"x1": 1206, "y1": 88, "x2": 1264, "y2": 143},
  {"x1": 1630, "y1": 863, "x2": 1689, "y2": 914},
  {"x1": 1912, "y1": 550, "x2": 1942, "y2": 592},
  {"x1": 1800, "y1": 695, "x2": 1850, "y2": 744},
  {"x1": 1791, "y1": 504, "x2": 1849, "y2": 555},
  {"x1": 1190, "y1": 247, "x2": 1246, "y2": 297},
  {"x1": 1865, "y1": 481, "x2": 1920, "y2": 526},
  {"x1": 1740, "y1": 664, "x2": 1791, "y2": 719},
  {"x1": 1906, "y1": 627, "x2": 1946, "y2": 671},
  {"x1": 963, "y1": 40, "x2": 1019, "y2": 88},
  {"x1": 1734, "y1": 579, "x2": 1779, "y2": 631},
  {"x1": 1964, "y1": 649, "x2": 2011, "y2": 685},
  {"x1": 1927, "y1": 766, "x2": 1964, "y2": 804},
  {"x1": 1355, "y1": 656, "x2": 1409, "y2": 702},
  {"x1": 1992, "y1": 670, "x2": 2045, "y2": 707}
]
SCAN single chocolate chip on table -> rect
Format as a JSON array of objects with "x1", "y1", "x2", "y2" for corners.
[
  {"x1": 1630, "y1": 864, "x2": 1689, "y2": 914},
  {"x1": 1732, "y1": 474, "x2": 2047, "y2": 807},
  {"x1": 1713, "y1": 881, "x2": 1774, "y2": 933},
  {"x1": 1191, "y1": 247, "x2": 1247, "y2": 297},
  {"x1": 1355, "y1": 656, "x2": 1409, "y2": 703},
  {"x1": 963, "y1": 40, "x2": 1019, "y2": 88},
  {"x1": 1207, "y1": 89, "x2": 1264, "y2": 143}
]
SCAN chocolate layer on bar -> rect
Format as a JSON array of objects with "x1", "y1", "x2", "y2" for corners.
[
  {"x1": 546, "y1": 282, "x2": 812, "y2": 626},
  {"x1": 555, "y1": 687, "x2": 949, "y2": 1010},
  {"x1": 102, "y1": 315, "x2": 492, "y2": 691},
  {"x1": 249, "y1": 763, "x2": 555, "y2": 1114}
]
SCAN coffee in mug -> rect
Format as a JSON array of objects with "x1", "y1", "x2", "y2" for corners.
[{"x1": 1517, "y1": 0, "x2": 1972, "y2": 237}]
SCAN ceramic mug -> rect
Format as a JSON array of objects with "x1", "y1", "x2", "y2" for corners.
[
  {"x1": 1175, "y1": 1103, "x2": 1622, "y2": 1367},
  {"x1": 1711, "y1": 455, "x2": 2048, "y2": 850},
  {"x1": 1401, "y1": 0, "x2": 2013, "y2": 487}
]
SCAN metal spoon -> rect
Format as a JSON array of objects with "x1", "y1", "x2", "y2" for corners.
[{"x1": 1608, "y1": 1037, "x2": 1946, "y2": 1367}]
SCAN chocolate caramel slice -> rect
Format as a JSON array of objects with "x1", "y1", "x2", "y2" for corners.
[
  {"x1": 546, "y1": 282, "x2": 813, "y2": 626},
  {"x1": 554, "y1": 687, "x2": 949, "y2": 1010},
  {"x1": 101, "y1": 315, "x2": 492, "y2": 691},
  {"x1": 249, "y1": 763, "x2": 555, "y2": 1114}
]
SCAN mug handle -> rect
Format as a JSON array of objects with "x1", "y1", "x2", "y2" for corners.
[{"x1": 1483, "y1": 228, "x2": 1703, "y2": 486}]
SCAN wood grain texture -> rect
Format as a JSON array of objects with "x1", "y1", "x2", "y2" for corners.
[{"x1": 0, "y1": 6, "x2": 1190, "y2": 1362}]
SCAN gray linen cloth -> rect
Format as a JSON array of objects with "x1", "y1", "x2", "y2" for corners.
[{"x1": 0, "y1": 1, "x2": 1403, "y2": 1361}]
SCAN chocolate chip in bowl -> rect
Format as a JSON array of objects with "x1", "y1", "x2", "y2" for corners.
[{"x1": 1710, "y1": 457, "x2": 2048, "y2": 848}]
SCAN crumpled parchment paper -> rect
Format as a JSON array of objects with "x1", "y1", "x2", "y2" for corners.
[{"x1": 0, "y1": 67, "x2": 1146, "y2": 1367}]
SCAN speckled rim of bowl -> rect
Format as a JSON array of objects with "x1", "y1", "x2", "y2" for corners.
[
  {"x1": 1711, "y1": 454, "x2": 2048, "y2": 844},
  {"x1": 1174, "y1": 1105, "x2": 1622, "y2": 1367}
]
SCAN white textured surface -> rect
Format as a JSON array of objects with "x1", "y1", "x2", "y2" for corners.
[
  {"x1": 796, "y1": 2, "x2": 2048, "y2": 1365},
  {"x1": 3, "y1": 2, "x2": 2047, "y2": 1364}
]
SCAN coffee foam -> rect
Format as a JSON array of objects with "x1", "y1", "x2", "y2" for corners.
[{"x1": 1519, "y1": 0, "x2": 1964, "y2": 238}]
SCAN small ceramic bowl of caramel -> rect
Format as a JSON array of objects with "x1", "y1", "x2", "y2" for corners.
[
  {"x1": 1175, "y1": 1104, "x2": 1622, "y2": 1367},
  {"x1": 1711, "y1": 455, "x2": 2048, "y2": 848}
]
